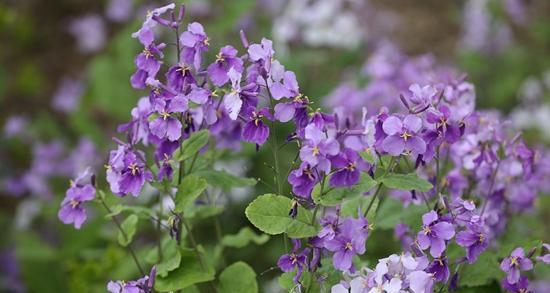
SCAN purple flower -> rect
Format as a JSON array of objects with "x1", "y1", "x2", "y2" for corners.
[
  {"x1": 52, "y1": 77, "x2": 84, "y2": 113},
  {"x1": 416, "y1": 211, "x2": 455, "y2": 258},
  {"x1": 277, "y1": 240, "x2": 309, "y2": 283},
  {"x1": 329, "y1": 148, "x2": 367, "y2": 187},
  {"x1": 207, "y1": 45, "x2": 244, "y2": 86},
  {"x1": 425, "y1": 105, "x2": 461, "y2": 144},
  {"x1": 501, "y1": 275, "x2": 530, "y2": 293},
  {"x1": 299, "y1": 124, "x2": 340, "y2": 173},
  {"x1": 223, "y1": 68, "x2": 244, "y2": 120},
  {"x1": 500, "y1": 247, "x2": 533, "y2": 284},
  {"x1": 426, "y1": 257, "x2": 449, "y2": 282},
  {"x1": 247, "y1": 38, "x2": 274, "y2": 75},
  {"x1": 149, "y1": 95, "x2": 188, "y2": 141},
  {"x1": 456, "y1": 223, "x2": 488, "y2": 263},
  {"x1": 325, "y1": 216, "x2": 369, "y2": 271},
  {"x1": 408, "y1": 84, "x2": 436, "y2": 110},
  {"x1": 382, "y1": 115, "x2": 426, "y2": 156},
  {"x1": 68, "y1": 14, "x2": 106, "y2": 53},
  {"x1": 288, "y1": 162, "x2": 319, "y2": 199},
  {"x1": 118, "y1": 151, "x2": 153, "y2": 197},
  {"x1": 179, "y1": 22, "x2": 209, "y2": 70},
  {"x1": 131, "y1": 43, "x2": 165, "y2": 89},
  {"x1": 166, "y1": 63, "x2": 197, "y2": 93},
  {"x1": 117, "y1": 97, "x2": 153, "y2": 145},
  {"x1": 107, "y1": 266, "x2": 156, "y2": 293},
  {"x1": 267, "y1": 61, "x2": 299, "y2": 100},
  {"x1": 132, "y1": 3, "x2": 175, "y2": 46},
  {"x1": 242, "y1": 108, "x2": 271, "y2": 146},
  {"x1": 408, "y1": 270, "x2": 434, "y2": 293},
  {"x1": 58, "y1": 170, "x2": 95, "y2": 229},
  {"x1": 536, "y1": 243, "x2": 550, "y2": 264},
  {"x1": 274, "y1": 94, "x2": 309, "y2": 123}
]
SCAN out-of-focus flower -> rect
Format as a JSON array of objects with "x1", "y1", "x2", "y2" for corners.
[
  {"x1": 106, "y1": 0, "x2": 132, "y2": 22},
  {"x1": 68, "y1": 14, "x2": 106, "y2": 53},
  {"x1": 51, "y1": 78, "x2": 84, "y2": 113}
]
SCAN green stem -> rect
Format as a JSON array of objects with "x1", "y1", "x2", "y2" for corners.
[{"x1": 99, "y1": 197, "x2": 145, "y2": 276}]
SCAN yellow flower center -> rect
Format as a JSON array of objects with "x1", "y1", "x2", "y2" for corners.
[
  {"x1": 400, "y1": 131, "x2": 412, "y2": 141},
  {"x1": 510, "y1": 256, "x2": 518, "y2": 267},
  {"x1": 423, "y1": 226, "x2": 431, "y2": 235},
  {"x1": 160, "y1": 111, "x2": 170, "y2": 120},
  {"x1": 346, "y1": 162, "x2": 356, "y2": 171},
  {"x1": 69, "y1": 199, "x2": 79, "y2": 208},
  {"x1": 215, "y1": 53, "x2": 225, "y2": 62},
  {"x1": 312, "y1": 146, "x2": 320, "y2": 156},
  {"x1": 345, "y1": 242, "x2": 353, "y2": 251},
  {"x1": 142, "y1": 48, "x2": 153, "y2": 58},
  {"x1": 203, "y1": 37, "x2": 210, "y2": 46},
  {"x1": 128, "y1": 163, "x2": 139, "y2": 175}
]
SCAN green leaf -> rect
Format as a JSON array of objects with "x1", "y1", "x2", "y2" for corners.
[
  {"x1": 175, "y1": 175, "x2": 207, "y2": 213},
  {"x1": 105, "y1": 205, "x2": 155, "y2": 219},
  {"x1": 459, "y1": 251, "x2": 504, "y2": 287},
  {"x1": 117, "y1": 214, "x2": 138, "y2": 247},
  {"x1": 219, "y1": 262, "x2": 258, "y2": 293},
  {"x1": 380, "y1": 173, "x2": 433, "y2": 192},
  {"x1": 174, "y1": 130, "x2": 210, "y2": 162},
  {"x1": 155, "y1": 248, "x2": 215, "y2": 291},
  {"x1": 186, "y1": 205, "x2": 225, "y2": 220},
  {"x1": 312, "y1": 173, "x2": 377, "y2": 206},
  {"x1": 375, "y1": 198, "x2": 426, "y2": 229},
  {"x1": 192, "y1": 169, "x2": 257, "y2": 191},
  {"x1": 156, "y1": 241, "x2": 182, "y2": 277},
  {"x1": 221, "y1": 227, "x2": 270, "y2": 248},
  {"x1": 245, "y1": 194, "x2": 317, "y2": 238}
]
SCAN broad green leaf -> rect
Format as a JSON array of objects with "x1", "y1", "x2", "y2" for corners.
[
  {"x1": 155, "y1": 248, "x2": 215, "y2": 291},
  {"x1": 219, "y1": 262, "x2": 258, "y2": 293},
  {"x1": 175, "y1": 175, "x2": 207, "y2": 212},
  {"x1": 193, "y1": 169, "x2": 257, "y2": 191},
  {"x1": 375, "y1": 198, "x2": 425, "y2": 229},
  {"x1": 222, "y1": 227, "x2": 270, "y2": 248},
  {"x1": 174, "y1": 130, "x2": 210, "y2": 162},
  {"x1": 312, "y1": 174, "x2": 377, "y2": 206},
  {"x1": 186, "y1": 205, "x2": 225, "y2": 220},
  {"x1": 117, "y1": 214, "x2": 138, "y2": 247},
  {"x1": 459, "y1": 252, "x2": 504, "y2": 287},
  {"x1": 245, "y1": 194, "x2": 317, "y2": 238},
  {"x1": 105, "y1": 205, "x2": 155, "y2": 219},
  {"x1": 380, "y1": 173, "x2": 433, "y2": 192},
  {"x1": 156, "y1": 241, "x2": 182, "y2": 277}
]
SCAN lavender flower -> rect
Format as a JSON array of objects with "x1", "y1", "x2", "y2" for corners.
[
  {"x1": 149, "y1": 95, "x2": 188, "y2": 141},
  {"x1": 242, "y1": 108, "x2": 271, "y2": 146},
  {"x1": 207, "y1": 45, "x2": 244, "y2": 86},
  {"x1": 58, "y1": 170, "x2": 95, "y2": 229},
  {"x1": 500, "y1": 247, "x2": 533, "y2": 284},
  {"x1": 299, "y1": 124, "x2": 340, "y2": 173},
  {"x1": 382, "y1": 115, "x2": 426, "y2": 157},
  {"x1": 325, "y1": 216, "x2": 369, "y2": 271},
  {"x1": 277, "y1": 240, "x2": 309, "y2": 283},
  {"x1": 107, "y1": 266, "x2": 156, "y2": 293},
  {"x1": 416, "y1": 211, "x2": 455, "y2": 258},
  {"x1": 288, "y1": 162, "x2": 319, "y2": 199},
  {"x1": 132, "y1": 3, "x2": 175, "y2": 46},
  {"x1": 456, "y1": 222, "x2": 488, "y2": 263},
  {"x1": 180, "y1": 22, "x2": 209, "y2": 70},
  {"x1": 329, "y1": 148, "x2": 367, "y2": 187}
]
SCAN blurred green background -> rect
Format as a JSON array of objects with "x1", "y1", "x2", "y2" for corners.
[{"x1": 1, "y1": 0, "x2": 549, "y2": 292}]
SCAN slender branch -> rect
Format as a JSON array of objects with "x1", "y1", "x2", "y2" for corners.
[{"x1": 99, "y1": 197, "x2": 146, "y2": 276}]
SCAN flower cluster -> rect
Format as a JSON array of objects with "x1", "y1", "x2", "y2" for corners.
[{"x1": 48, "y1": 3, "x2": 550, "y2": 292}]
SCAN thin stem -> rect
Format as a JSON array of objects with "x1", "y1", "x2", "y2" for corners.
[
  {"x1": 99, "y1": 198, "x2": 146, "y2": 276},
  {"x1": 435, "y1": 146, "x2": 441, "y2": 195},
  {"x1": 263, "y1": 76, "x2": 283, "y2": 195},
  {"x1": 181, "y1": 217, "x2": 208, "y2": 271},
  {"x1": 480, "y1": 161, "x2": 501, "y2": 217},
  {"x1": 157, "y1": 192, "x2": 164, "y2": 262},
  {"x1": 364, "y1": 184, "x2": 383, "y2": 217}
]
